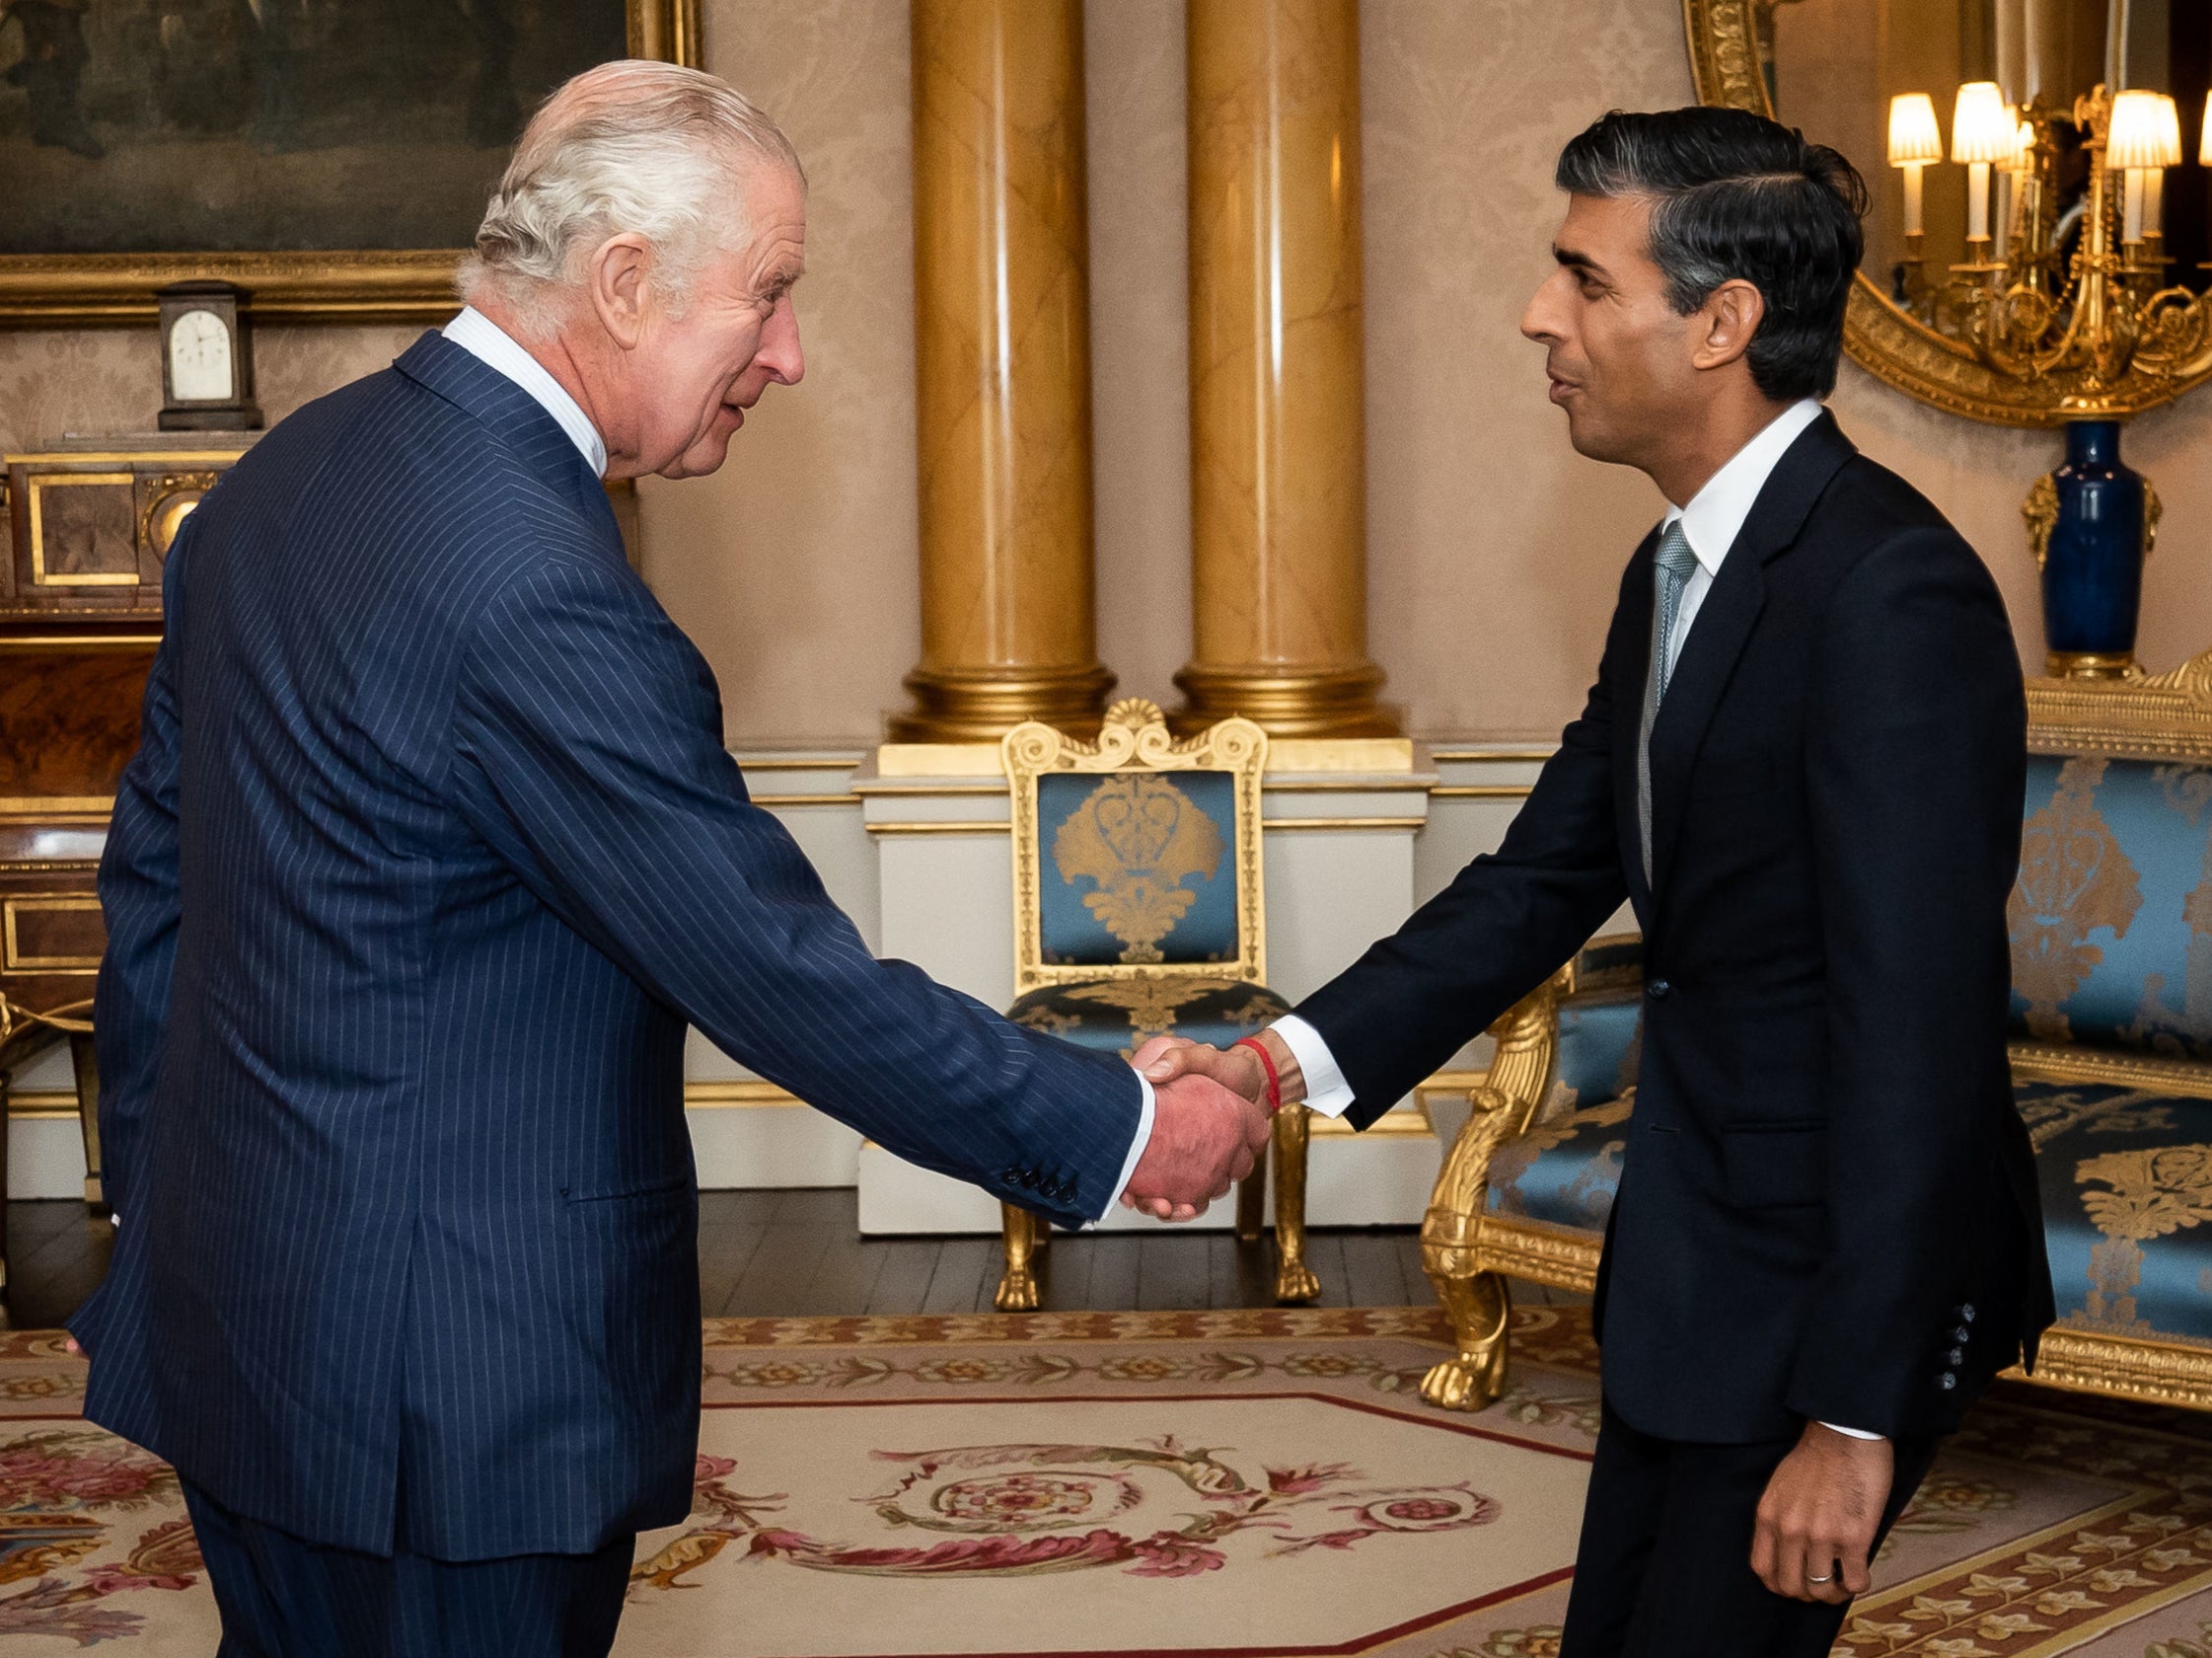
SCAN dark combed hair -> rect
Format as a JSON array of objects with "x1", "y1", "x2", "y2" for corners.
[{"x1": 1555, "y1": 107, "x2": 1868, "y2": 402}]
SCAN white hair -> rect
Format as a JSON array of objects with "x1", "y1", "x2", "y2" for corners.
[{"x1": 459, "y1": 60, "x2": 802, "y2": 330}]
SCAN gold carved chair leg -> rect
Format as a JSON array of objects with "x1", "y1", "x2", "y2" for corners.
[
  {"x1": 1418, "y1": 1082, "x2": 1525, "y2": 1409},
  {"x1": 1270, "y1": 1102, "x2": 1320, "y2": 1303},
  {"x1": 1234, "y1": 1156, "x2": 1266, "y2": 1242},
  {"x1": 1419, "y1": 1184, "x2": 1515, "y2": 1409},
  {"x1": 1417, "y1": 974, "x2": 1565, "y2": 1411},
  {"x1": 70, "y1": 1034, "x2": 106, "y2": 1212},
  {"x1": 995, "y1": 1202, "x2": 1047, "y2": 1311}
]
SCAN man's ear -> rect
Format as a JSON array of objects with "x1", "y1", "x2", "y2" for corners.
[
  {"x1": 585, "y1": 233, "x2": 655, "y2": 350},
  {"x1": 1691, "y1": 277, "x2": 1765, "y2": 372}
]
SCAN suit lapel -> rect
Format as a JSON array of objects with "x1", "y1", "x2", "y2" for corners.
[{"x1": 1644, "y1": 412, "x2": 1857, "y2": 899}]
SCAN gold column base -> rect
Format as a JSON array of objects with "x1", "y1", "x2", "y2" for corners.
[
  {"x1": 887, "y1": 662, "x2": 1117, "y2": 744},
  {"x1": 2045, "y1": 650, "x2": 2139, "y2": 679},
  {"x1": 1172, "y1": 662, "x2": 1399, "y2": 738}
]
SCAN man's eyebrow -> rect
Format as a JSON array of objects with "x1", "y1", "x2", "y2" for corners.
[{"x1": 1553, "y1": 245, "x2": 1608, "y2": 279}]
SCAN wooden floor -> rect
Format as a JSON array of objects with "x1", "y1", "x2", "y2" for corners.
[{"x1": 0, "y1": 1189, "x2": 1474, "y2": 1331}]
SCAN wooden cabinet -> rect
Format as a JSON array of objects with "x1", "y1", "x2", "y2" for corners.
[{"x1": 1, "y1": 436, "x2": 253, "y2": 1233}]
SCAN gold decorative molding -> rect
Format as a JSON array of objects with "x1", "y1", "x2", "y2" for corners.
[
  {"x1": 2009, "y1": 1040, "x2": 2212, "y2": 1098},
  {"x1": 2007, "y1": 1327, "x2": 2212, "y2": 1410},
  {"x1": 1429, "y1": 785, "x2": 1536, "y2": 799},
  {"x1": 863, "y1": 820, "x2": 1010, "y2": 836},
  {"x1": 138, "y1": 473, "x2": 219, "y2": 560},
  {"x1": 0, "y1": 1, "x2": 700, "y2": 327},
  {"x1": 4, "y1": 1089, "x2": 80, "y2": 1121},
  {"x1": 1430, "y1": 748, "x2": 1556, "y2": 764},
  {"x1": 1683, "y1": 0, "x2": 2212, "y2": 427},
  {"x1": 1473, "y1": 1216, "x2": 1603, "y2": 1294},
  {"x1": 0, "y1": 797, "x2": 112, "y2": 818},
  {"x1": 27, "y1": 475, "x2": 139, "y2": 587},
  {"x1": 0, "y1": 635, "x2": 161, "y2": 651},
  {"x1": 747, "y1": 792, "x2": 861, "y2": 809},
  {"x1": 1260, "y1": 815, "x2": 1427, "y2": 832},
  {"x1": 684, "y1": 1080, "x2": 800, "y2": 1109},
  {"x1": 2024, "y1": 647, "x2": 2212, "y2": 761}
]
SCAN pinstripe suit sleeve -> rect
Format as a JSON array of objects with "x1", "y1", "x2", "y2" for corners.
[
  {"x1": 448, "y1": 554, "x2": 1143, "y2": 1223},
  {"x1": 93, "y1": 528, "x2": 192, "y2": 1220}
]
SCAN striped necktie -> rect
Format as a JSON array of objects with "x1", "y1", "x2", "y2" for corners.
[{"x1": 1637, "y1": 522, "x2": 1701, "y2": 885}]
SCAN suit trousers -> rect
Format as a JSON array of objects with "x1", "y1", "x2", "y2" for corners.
[
  {"x1": 182, "y1": 1482, "x2": 633, "y2": 1658},
  {"x1": 1559, "y1": 1402, "x2": 1940, "y2": 1658}
]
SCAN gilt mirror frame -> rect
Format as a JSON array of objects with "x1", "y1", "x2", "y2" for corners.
[
  {"x1": 0, "y1": 0, "x2": 699, "y2": 328},
  {"x1": 1685, "y1": 0, "x2": 2212, "y2": 427}
]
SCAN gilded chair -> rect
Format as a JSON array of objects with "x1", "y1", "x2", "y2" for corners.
[
  {"x1": 995, "y1": 698, "x2": 1313, "y2": 1310},
  {"x1": 1414, "y1": 648, "x2": 2212, "y2": 1415}
]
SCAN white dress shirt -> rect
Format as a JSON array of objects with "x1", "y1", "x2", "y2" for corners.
[
  {"x1": 443, "y1": 307, "x2": 610, "y2": 478},
  {"x1": 1269, "y1": 398, "x2": 1874, "y2": 1437},
  {"x1": 445, "y1": 304, "x2": 1158, "y2": 1217}
]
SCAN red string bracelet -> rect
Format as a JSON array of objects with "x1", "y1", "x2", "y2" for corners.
[{"x1": 1232, "y1": 1035, "x2": 1284, "y2": 1115}]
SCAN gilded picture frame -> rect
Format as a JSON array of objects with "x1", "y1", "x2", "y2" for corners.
[
  {"x1": 0, "y1": 0, "x2": 700, "y2": 326},
  {"x1": 1683, "y1": 0, "x2": 2212, "y2": 428}
]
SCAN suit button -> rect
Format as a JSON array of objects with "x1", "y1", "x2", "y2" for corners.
[
  {"x1": 1939, "y1": 1373, "x2": 1957, "y2": 1391},
  {"x1": 1954, "y1": 1325, "x2": 1972, "y2": 1344},
  {"x1": 1948, "y1": 1347, "x2": 1965, "y2": 1366},
  {"x1": 1647, "y1": 979, "x2": 1672, "y2": 999},
  {"x1": 1959, "y1": 1304, "x2": 1976, "y2": 1321}
]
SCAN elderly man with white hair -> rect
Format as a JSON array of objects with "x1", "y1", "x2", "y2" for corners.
[{"x1": 71, "y1": 61, "x2": 1267, "y2": 1657}]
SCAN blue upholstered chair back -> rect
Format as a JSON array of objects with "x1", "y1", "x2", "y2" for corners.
[
  {"x1": 2009, "y1": 754, "x2": 2212, "y2": 1056},
  {"x1": 1034, "y1": 770, "x2": 1243, "y2": 968}
]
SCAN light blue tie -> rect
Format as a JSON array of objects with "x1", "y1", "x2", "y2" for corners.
[{"x1": 1638, "y1": 522, "x2": 1700, "y2": 884}]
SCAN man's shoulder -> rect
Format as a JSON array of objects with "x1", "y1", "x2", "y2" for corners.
[{"x1": 1800, "y1": 449, "x2": 1985, "y2": 578}]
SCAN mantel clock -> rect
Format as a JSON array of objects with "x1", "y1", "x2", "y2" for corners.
[{"x1": 156, "y1": 281, "x2": 260, "y2": 432}]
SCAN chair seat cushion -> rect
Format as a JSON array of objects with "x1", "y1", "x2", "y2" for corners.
[
  {"x1": 1008, "y1": 976, "x2": 1291, "y2": 1060},
  {"x1": 2018, "y1": 1076, "x2": 2212, "y2": 1348},
  {"x1": 1486, "y1": 990, "x2": 1642, "y2": 1233}
]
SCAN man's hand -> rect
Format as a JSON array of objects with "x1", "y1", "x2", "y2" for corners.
[
  {"x1": 1135, "y1": 1029, "x2": 1302, "y2": 1107},
  {"x1": 1750, "y1": 1422, "x2": 1893, "y2": 1603},
  {"x1": 1118, "y1": 1059, "x2": 1272, "y2": 1222}
]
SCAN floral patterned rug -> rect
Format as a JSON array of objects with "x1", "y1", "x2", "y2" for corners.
[{"x1": 6, "y1": 1307, "x2": 2212, "y2": 1655}]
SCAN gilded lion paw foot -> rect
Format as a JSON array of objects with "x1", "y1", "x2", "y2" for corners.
[
  {"x1": 994, "y1": 1274, "x2": 1040, "y2": 1312},
  {"x1": 1274, "y1": 1260, "x2": 1322, "y2": 1304},
  {"x1": 1419, "y1": 1355, "x2": 1504, "y2": 1412}
]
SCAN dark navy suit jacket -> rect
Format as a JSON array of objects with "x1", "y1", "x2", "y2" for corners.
[
  {"x1": 1296, "y1": 414, "x2": 2051, "y2": 1445},
  {"x1": 72, "y1": 333, "x2": 1143, "y2": 1559}
]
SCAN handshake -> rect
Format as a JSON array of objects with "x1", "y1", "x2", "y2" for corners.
[{"x1": 1116, "y1": 1031, "x2": 1302, "y2": 1222}]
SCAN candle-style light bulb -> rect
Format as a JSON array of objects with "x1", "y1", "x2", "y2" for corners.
[
  {"x1": 1888, "y1": 93, "x2": 1943, "y2": 239},
  {"x1": 2107, "y1": 90, "x2": 2178, "y2": 245},
  {"x1": 1952, "y1": 82, "x2": 2015, "y2": 252}
]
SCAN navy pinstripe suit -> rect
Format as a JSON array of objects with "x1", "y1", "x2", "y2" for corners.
[{"x1": 73, "y1": 333, "x2": 1143, "y2": 1566}]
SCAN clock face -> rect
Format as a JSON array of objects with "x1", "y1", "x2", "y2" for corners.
[{"x1": 170, "y1": 308, "x2": 234, "y2": 403}]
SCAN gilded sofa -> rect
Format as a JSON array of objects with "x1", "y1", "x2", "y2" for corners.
[{"x1": 1414, "y1": 649, "x2": 2212, "y2": 1413}]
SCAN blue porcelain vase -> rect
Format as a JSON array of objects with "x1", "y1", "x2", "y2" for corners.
[{"x1": 2037, "y1": 419, "x2": 2146, "y2": 677}]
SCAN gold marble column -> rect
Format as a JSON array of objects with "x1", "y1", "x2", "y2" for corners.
[
  {"x1": 892, "y1": 0, "x2": 1114, "y2": 742},
  {"x1": 1177, "y1": 0, "x2": 1394, "y2": 737}
]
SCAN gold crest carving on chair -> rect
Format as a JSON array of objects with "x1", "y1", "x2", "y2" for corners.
[{"x1": 995, "y1": 698, "x2": 1312, "y2": 1310}]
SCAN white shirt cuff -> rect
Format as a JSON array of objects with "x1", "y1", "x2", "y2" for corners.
[
  {"x1": 1102, "y1": 1074, "x2": 1157, "y2": 1217},
  {"x1": 1270, "y1": 1015, "x2": 1356, "y2": 1118},
  {"x1": 1818, "y1": 1421, "x2": 1884, "y2": 1441}
]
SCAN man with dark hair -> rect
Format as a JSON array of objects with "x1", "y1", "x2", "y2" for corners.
[{"x1": 1140, "y1": 105, "x2": 2054, "y2": 1654}]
